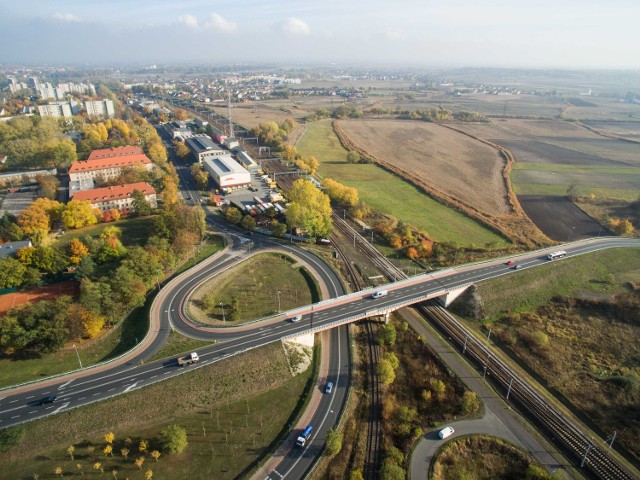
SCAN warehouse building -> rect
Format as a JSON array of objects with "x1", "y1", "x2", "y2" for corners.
[
  {"x1": 235, "y1": 150, "x2": 258, "y2": 171},
  {"x1": 185, "y1": 135, "x2": 226, "y2": 164},
  {"x1": 202, "y1": 155, "x2": 250, "y2": 192}
]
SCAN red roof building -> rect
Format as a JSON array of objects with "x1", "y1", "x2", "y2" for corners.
[
  {"x1": 87, "y1": 146, "x2": 144, "y2": 160},
  {"x1": 72, "y1": 182, "x2": 157, "y2": 214},
  {"x1": 69, "y1": 153, "x2": 153, "y2": 182}
]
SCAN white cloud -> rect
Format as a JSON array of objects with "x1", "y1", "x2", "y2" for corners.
[
  {"x1": 178, "y1": 12, "x2": 237, "y2": 32},
  {"x1": 178, "y1": 14, "x2": 199, "y2": 29},
  {"x1": 52, "y1": 12, "x2": 82, "y2": 23},
  {"x1": 203, "y1": 13, "x2": 237, "y2": 32},
  {"x1": 384, "y1": 27, "x2": 407, "y2": 41},
  {"x1": 273, "y1": 17, "x2": 310, "y2": 36}
]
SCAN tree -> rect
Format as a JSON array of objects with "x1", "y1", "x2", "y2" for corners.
[
  {"x1": 225, "y1": 207, "x2": 243, "y2": 225},
  {"x1": 567, "y1": 183, "x2": 579, "y2": 201},
  {"x1": 460, "y1": 391, "x2": 480, "y2": 415},
  {"x1": 103, "y1": 445, "x2": 113, "y2": 457},
  {"x1": 325, "y1": 428, "x2": 342, "y2": 455},
  {"x1": 377, "y1": 358, "x2": 396, "y2": 385},
  {"x1": 161, "y1": 424, "x2": 188, "y2": 454},
  {"x1": 37, "y1": 174, "x2": 60, "y2": 200},
  {"x1": 174, "y1": 108, "x2": 189, "y2": 121},
  {"x1": 62, "y1": 200, "x2": 98, "y2": 229},
  {"x1": 150, "y1": 450, "x2": 161, "y2": 462},
  {"x1": 241, "y1": 215, "x2": 256, "y2": 231},
  {"x1": 134, "y1": 457, "x2": 145, "y2": 470},
  {"x1": 68, "y1": 238, "x2": 90, "y2": 264},
  {"x1": 144, "y1": 469, "x2": 153, "y2": 480},
  {"x1": 66, "y1": 445, "x2": 75, "y2": 460},
  {"x1": 147, "y1": 142, "x2": 168, "y2": 165},
  {"x1": 285, "y1": 179, "x2": 332, "y2": 238},
  {"x1": 350, "y1": 471, "x2": 364, "y2": 480},
  {"x1": 131, "y1": 190, "x2": 152, "y2": 216},
  {"x1": 120, "y1": 448, "x2": 130, "y2": 462},
  {"x1": 0, "y1": 425, "x2": 25, "y2": 453},
  {"x1": 161, "y1": 176, "x2": 179, "y2": 207},
  {"x1": 0, "y1": 257, "x2": 26, "y2": 288},
  {"x1": 54, "y1": 466, "x2": 63, "y2": 478},
  {"x1": 346, "y1": 151, "x2": 361, "y2": 164},
  {"x1": 378, "y1": 323, "x2": 397, "y2": 346},
  {"x1": 380, "y1": 458, "x2": 405, "y2": 480},
  {"x1": 429, "y1": 378, "x2": 446, "y2": 400},
  {"x1": 139, "y1": 439, "x2": 149, "y2": 453},
  {"x1": 174, "y1": 141, "x2": 190, "y2": 158},
  {"x1": 18, "y1": 205, "x2": 50, "y2": 235}
]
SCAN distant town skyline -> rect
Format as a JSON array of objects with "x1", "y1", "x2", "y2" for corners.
[{"x1": 1, "y1": 0, "x2": 639, "y2": 69}]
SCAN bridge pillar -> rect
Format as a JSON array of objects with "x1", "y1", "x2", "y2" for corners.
[
  {"x1": 438, "y1": 285, "x2": 472, "y2": 308},
  {"x1": 383, "y1": 312, "x2": 390, "y2": 324}
]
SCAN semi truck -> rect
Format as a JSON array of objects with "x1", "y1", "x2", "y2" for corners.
[
  {"x1": 177, "y1": 352, "x2": 200, "y2": 366},
  {"x1": 296, "y1": 424, "x2": 313, "y2": 447}
]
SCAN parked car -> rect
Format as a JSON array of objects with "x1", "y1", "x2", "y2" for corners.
[
  {"x1": 438, "y1": 426, "x2": 454, "y2": 439},
  {"x1": 325, "y1": 381, "x2": 334, "y2": 394}
]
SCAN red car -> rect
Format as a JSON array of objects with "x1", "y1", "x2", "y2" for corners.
[{"x1": 506, "y1": 260, "x2": 515, "y2": 266}]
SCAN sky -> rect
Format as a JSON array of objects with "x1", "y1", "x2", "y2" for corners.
[{"x1": 1, "y1": 0, "x2": 639, "y2": 69}]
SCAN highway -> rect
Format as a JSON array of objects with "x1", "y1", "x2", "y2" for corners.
[{"x1": 2, "y1": 237, "x2": 638, "y2": 428}]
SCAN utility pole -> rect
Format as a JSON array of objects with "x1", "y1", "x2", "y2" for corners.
[
  {"x1": 506, "y1": 378, "x2": 514, "y2": 400},
  {"x1": 277, "y1": 291, "x2": 282, "y2": 313},
  {"x1": 220, "y1": 302, "x2": 225, "y2": 323},
  {"x1": 462, "y1": 335, "x2": 469, "y2": 354},
  {"x1": 580, "y1": 443, "x2": 593, "y2": 468}
]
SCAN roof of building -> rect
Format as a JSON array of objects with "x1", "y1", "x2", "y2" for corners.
[
  {"x1": 0, "y1": 240, "x2": 32, "y2": 259},
  {"x1": 87, "y1": 146, "x2": 144, "y2": 160},
  {"x1": 185, "y1": 135, "x2": 225, "y2": 154},
  {"x1": 203, "y1": 155, "x2": 249, "y2": 177},
  {"x1": 69, "y1": 153, "x2": 152, "y2": 174},
  {"x1": 73, "y1": 182, "x2": 156, "y2": 204}
]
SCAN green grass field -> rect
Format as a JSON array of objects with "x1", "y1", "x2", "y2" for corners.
[
  {"x1": 297, "y1": 120, "x2": 509, "y2": 247},
  {"x1": 189, "y1": 253, "x2": 318, "y2": 324},
  {"x1": 472, "y1": 248, "x2": 640, "y2": 322},
  {"x1": 56, "y1": 216, "x2": 157, "y2": 247},
  {"x1": 0, "y1": 343, "x2": 313, "y2": 480}
]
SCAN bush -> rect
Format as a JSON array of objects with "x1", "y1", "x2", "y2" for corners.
[
  {"x1": 0, "y1": 425, "x2": 24, "y2": 453},
  {"x1": 161, "y1": 424, "x2": 188, "y2": 455}
]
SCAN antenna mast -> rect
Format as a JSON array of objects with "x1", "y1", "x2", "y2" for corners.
[{"x1": 227, "y1": 91, "x2": 234, "y2": 138}]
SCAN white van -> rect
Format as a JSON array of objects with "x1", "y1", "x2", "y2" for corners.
[
  {"x1": 371, "y1": 290, "x2": 388, "y2": 299},
  {"x1": 438, "y1": 426, "x2": 454, "y2": 439}
]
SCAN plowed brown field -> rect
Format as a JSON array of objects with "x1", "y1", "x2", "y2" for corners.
[{"x1": 336, "y1": 119, "x2": 510, "y2": 215}]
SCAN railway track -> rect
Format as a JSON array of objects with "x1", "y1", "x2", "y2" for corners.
[
  {"x1": 331, "y1": 216, "x2": 383, "y2": 480},
  {"x1": 160, "y1": 98, "x2": 637, "y2": 479},
  {"x1": 333, "y1": 215, "x2": 638, "y2": 480}
]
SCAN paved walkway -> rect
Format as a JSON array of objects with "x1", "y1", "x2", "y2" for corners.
[{"x1": 401, "y1": 308, "x2": 573, "y2": 480}]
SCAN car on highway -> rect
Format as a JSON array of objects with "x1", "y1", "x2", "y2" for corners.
[
  {"x1": 39, "y1": 395, "x2": 57, "y2": 405},
  {"x1": 438, "y1": 426, "x2": 454, "y2": 439},
  {"x1": 325, "y1": 381, "x2": 334, "y2": 394},
  {"x1": 290, "y1": 315, "x2": 302, "y2": 323},
  {"x1": 371, "y1": 290, "x2": 388, "y2": 299},
  {"x1": 505, "y1": 260, "x2": 514, "y2": 266},
  {"x1": 513, "y1": 264, "x2": 523, "y2": 270}
]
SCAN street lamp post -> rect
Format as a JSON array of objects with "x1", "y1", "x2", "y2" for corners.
[
  {"x1": 220, "y1": 302, "x2": 226, "y2": 323},
  {"x1": 277, "y1": 291, "x2": 282, "y2": 313},
  {"x1": 73, "y1": 344, "x2": 83, "y2": 369}
]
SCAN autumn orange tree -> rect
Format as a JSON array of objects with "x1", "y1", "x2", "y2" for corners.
[
  {"x1": 61, "y1": 200, "x2": 98, "y2": 229},
  {"x1": 68, "y1": 238, "x2": 90, "y2": 264}
]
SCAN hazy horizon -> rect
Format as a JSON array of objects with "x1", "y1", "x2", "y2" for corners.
[{"x1": 1, "y1": 1, "x2": 639, "y2": 70}]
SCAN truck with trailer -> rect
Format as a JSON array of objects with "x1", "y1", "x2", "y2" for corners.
[
  {"x1": 177, "y1": 352, "x2": 200, "y2": 366},
  {"x1": 296, "y1": 424, "x2": 313, "y2": 447}
]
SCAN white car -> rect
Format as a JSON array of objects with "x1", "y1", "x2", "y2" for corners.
[
  {"x1": 290, "y1": 315, "x2": 302, "y2": 323},
  {"x1": 371, "y1": 290, "x2": 388, "y2": 299},
  {"x1": 438, "y1": 426, "x2": 454, "y2": 439}
]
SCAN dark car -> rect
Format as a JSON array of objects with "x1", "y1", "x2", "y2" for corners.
[{"x1": 39, "y1": 395, "x2": 57, "y2": 405}]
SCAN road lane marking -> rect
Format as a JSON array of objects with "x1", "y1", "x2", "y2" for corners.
[
  {"x1": 52, "y1": 402, "x2": 70, "y2": 414},
  {"x1": 59, "y1": 379, "x2": 74, "y2": 389},
  {"x1": 123, "y1": 382, "x2": 138, "y2": 393}
]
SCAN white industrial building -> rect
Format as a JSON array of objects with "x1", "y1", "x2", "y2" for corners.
[
  {"x1": 202, "y1": 155, "x2": 250, "y2": 191},
  {"x1": 186, "y1": 135, "x2": 226, "y2": 164}
]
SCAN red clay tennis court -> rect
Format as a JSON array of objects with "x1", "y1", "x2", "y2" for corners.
[{"x1": 0, "y1": 281, "x2": 78, "y2": 315}]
